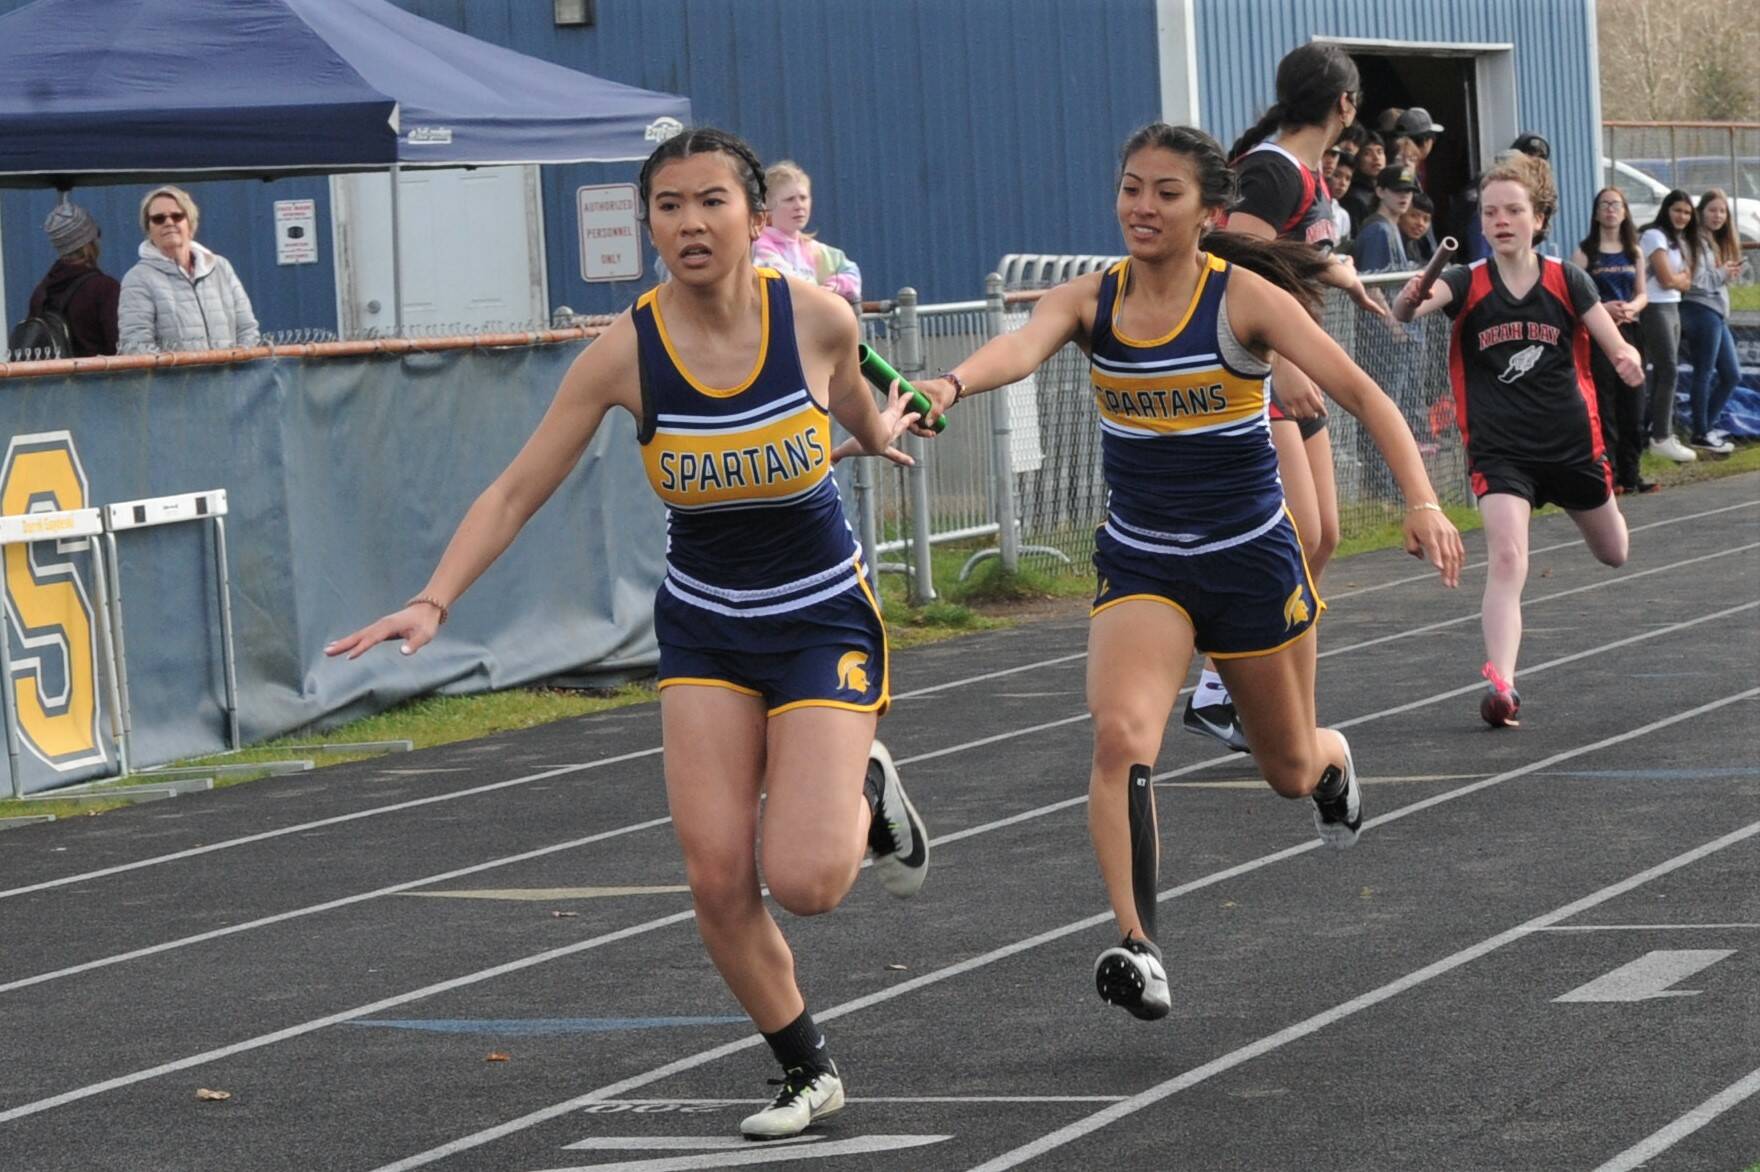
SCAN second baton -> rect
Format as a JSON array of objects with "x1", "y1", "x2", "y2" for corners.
[{"x1": 858, "y1": 344, "x2": 949, "y2": 434}]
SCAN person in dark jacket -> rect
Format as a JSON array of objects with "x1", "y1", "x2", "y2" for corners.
[{"x1": 25, "y1": 200, "x2": 121, "y2": 357}]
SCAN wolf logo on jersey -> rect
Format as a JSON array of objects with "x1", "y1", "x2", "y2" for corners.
[{"x1": 836, "y1": 650, "x2": 870, "y2": 694}]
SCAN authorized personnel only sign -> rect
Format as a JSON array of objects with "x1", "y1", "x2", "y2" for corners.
[
  {"x1": 576, "y1": 183, "x2": 642, "y2": 282},
  {"x1": 274, "y1": 199, "x2": 317, "y2": 265}
]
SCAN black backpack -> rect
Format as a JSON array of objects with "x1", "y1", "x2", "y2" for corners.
[{"x1": 8, "y1": 270, "x2": 97, "y2": 359}]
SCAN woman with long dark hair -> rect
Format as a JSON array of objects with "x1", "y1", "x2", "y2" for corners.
[
  {"x1": 1572, "y1": 187, "x2": 1653, "y2": 492},
  {"x1": 1680, "y1": 189, "x2": 1744, "y2": 454},
  {"x1": 1179, "y1": 41, "x2": 1386, "y2": 754},
  {"x1": 911, "y1": 122, "x2": 1461, "y2": 1021},
  {"x1": 1637, "y1": 189, "x2": 1699, "y2": 463},
  {"x1": 327, "y1": 128, "x2": 929, "y2": 1140}
]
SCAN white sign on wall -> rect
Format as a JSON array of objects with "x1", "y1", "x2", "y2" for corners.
[
  {"x1": 576, "y1": 183, "x2": 642, "y2": 283},
  {"x1": 274, "y1": 199, "x2": 317, "y2": 265}
]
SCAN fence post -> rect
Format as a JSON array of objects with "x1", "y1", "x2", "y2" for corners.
[
  {"x1": 853, "y1": 454, "x2": 881, "y2": 595},
  {"x1": 983, "y1": 273, "x2": 1020, "y2": 573},
  {"x1": 895, "y1": 287, "x2": 937, "y2": 603}
]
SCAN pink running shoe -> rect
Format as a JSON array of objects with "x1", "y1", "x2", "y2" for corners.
[{"x1": 1480, "y1": 663, "x2": 1521, "y2": 728}]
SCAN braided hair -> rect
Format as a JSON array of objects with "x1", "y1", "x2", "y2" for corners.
[{"x1": 636, "y1": 127, "x2": 767, "y2": 222}]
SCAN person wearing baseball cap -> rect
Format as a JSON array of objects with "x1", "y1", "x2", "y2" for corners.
[
  {"x1": 17, "y1": 198, "x2": 120, "y2": 357},
  {"x1": 1394, "y1": 107, "x2": 1443, "y2": 163},
  {"x1": 1355, "y1": 163, "x2": 1421, "y2": 274}
]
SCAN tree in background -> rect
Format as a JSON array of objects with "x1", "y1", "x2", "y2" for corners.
[{"x1": 1599, "y1": 0, "x2": 1758, "y2": 120}]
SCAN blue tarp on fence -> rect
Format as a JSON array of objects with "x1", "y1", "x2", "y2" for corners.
[{"x1": 0, "y1": 344, "x2": 664, "y2": 795}]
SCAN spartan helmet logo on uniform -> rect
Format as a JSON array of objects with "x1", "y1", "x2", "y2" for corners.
[
  {"x1": 1282, "y1": 585, "x2": 1311, "y2": 631},
  {"x1": 836, "y1": 650, "x2": 870, "y2": 694}
]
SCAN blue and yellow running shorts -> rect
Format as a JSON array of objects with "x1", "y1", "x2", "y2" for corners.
[
  {"x1": 654, "y1": 564, "x2": 889, "y2": 717},
  {"x1": 1091, "y1": 507, "x2": 1323, "y2": 658}
]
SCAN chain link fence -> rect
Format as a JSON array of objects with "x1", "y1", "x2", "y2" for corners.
[{"x1": 841, "y1": 264, "x2": 1470, "y2": 601}]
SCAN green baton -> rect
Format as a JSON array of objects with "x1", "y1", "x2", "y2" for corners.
[{"x1": 857, "y1": 344, "x2": 948, "y2": 434}]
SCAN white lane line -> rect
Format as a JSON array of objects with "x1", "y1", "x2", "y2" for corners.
[
  {"x1": 5, "y1": 583, "x2": 1753, "y2": 1001},
  {"x1": 0, "y1": 909, "x2": 700, "y2": 1127},
  {"x1": 3, "y1": 504, "x2": 1746, "y2": 902},
  {"x1": 583, "y1": 1096, "x2": 1130, "y2": 1106},
  {"x1": 360, "y1": 688, "x2": 1759, "y2": 1172},
  {"x1": 3, "y1": 683, "x2": 1746, "y2": 1137},
  {"x1": 1539, "y1": 924, "x2": 1760, "y2": 931},
  {"x1": 0, "y1": 754, "x2": 661, "y2": 902},
  {"x1": 1590, "y1": 1064, "x2": 1760, "y2": 1172},
  {"x1": 966, "y1": 818, "x2": 1760, "y2": 1172},
  {"x1": 0, "y1": 819, "x2": 674, "y2": 995}
]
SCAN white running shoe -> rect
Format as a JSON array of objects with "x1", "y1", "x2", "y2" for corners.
[
  {"x1": 1310, "y1": 735, "x2": 1363, "y2": 849},
  {"x1": 1094, "y1": 935, "x2": 1171, "y2": 1020},
  {"x1": 1648, "y1": 435, "x2": 1697, "y2": 463},
  {"x1": 1690, "y1": 434, "x2": 1735, "y2": 455},
  {"x1": 866, "y1": 740, "x2": 929, "y2": 898},
  {"x1": 739, "y1": 1064, "x2": 844, "y2": 1140}
]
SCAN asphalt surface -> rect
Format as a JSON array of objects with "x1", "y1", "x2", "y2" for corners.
[{"x1": 2, "y1": 473, "x2": 1756, "y2": 1172}]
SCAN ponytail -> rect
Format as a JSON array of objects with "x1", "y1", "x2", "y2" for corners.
[
  {"x1": 1202, "y1": 230, "x2": 1330, "y2": 320},
  {"x1": 1228, "y1": 104, "x2": 1284, "y2": 162}
]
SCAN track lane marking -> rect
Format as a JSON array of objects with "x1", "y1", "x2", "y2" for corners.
[
  {"x1": 357, "y1": 689, "x2": 1758, "y2": 1170},
  {"x1": 1590, "y1": 1064, "x2": 1760, "y2": 1172},
  {"x1": 5, "y1": 500, "x2": 1746, "y2": 900},
  {"x1": 967, "y1": 811, "x2": 1760, "y2": 1171}
]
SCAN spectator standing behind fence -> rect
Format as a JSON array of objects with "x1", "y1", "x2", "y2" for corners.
[
  {"x1": 1352, "y1": 163, "x2": 1419, "y2": 275},
  {"x1": 1679, "y1": 189, "x2": 1744, "y2": 455},
  {"x1": 17, "y1": 199, "x2": 119, "y2": 357},
  {"x1": 1340, "y1": 133, "x2": 1385, "y2": 232},
  {"x1": 1401, "y1": 192, "x2": 1436, "y2": 265},
  {"x1": 1325, "y1": 145, "x2": 1355, "y2": 245},
  {"x1": 1636, "y1": 190, "x2": 1699, "y2": 463},
  {"x1": 751, "y1": 161, "x2": 861, "y2": 308},
  {"x1": 1573, "y1": 187, "x2": 1655, "y2": 494},
  {"x1": 118, "y1": 185, "x2": 259, "y2": 354}
]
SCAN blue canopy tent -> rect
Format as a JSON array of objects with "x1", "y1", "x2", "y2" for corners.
[
  {"x1": 0, "y1": 0, "x2": 691, "y2": 184},
  {"x1": 0, "y1": 0, "x2": 690, "y2": 322}
]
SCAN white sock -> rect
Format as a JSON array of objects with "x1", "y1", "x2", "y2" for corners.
[{"x1": 1197, "y1": 668, "x2": 1230, "y2": 704}]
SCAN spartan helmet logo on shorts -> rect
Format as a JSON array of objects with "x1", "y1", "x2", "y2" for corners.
[
  {"x1": 1497, "y1": 343, "x2": 1546, "y2": 384},
  {"x1": 1282, "y1": 585, "x2": 1311, "y2": 631},
  {"x1": 836, "y1": 650, "x2": 870, "y2": 694}
]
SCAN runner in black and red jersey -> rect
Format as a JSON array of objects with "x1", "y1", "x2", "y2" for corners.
[
  {"x1": 1399, "y1": 151, "x2": 1643, "y2": 728},
  {"x1": 1186, "y1": 42, "x2": 1388, "y2": 753}
]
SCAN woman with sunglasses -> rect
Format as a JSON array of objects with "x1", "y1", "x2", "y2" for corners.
[{"x1": 118, "y1": 184, "x2": 259, "y2": 354}]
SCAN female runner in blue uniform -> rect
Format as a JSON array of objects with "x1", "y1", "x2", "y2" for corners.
[
  {"x1": 327, "y1": 128, "x2": 929, "y2": 1140},
  {"x1": 1398, "y1": 153, "x2": 1642, "y2": 727},
  {"x1": 913, "y1": 123, "x2": 1462, "y2": 1021}
]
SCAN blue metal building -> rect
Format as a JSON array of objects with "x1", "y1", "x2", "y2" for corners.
[{"x1": 2, "y1": 0, "x2": 1600, "y2": 339}]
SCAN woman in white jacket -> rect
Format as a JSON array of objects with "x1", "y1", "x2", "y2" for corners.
[{"x1": 118, "y1": 185, "x2": 260, "y2": 354}]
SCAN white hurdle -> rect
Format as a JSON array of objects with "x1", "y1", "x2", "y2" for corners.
[
  {"x1": 100, "y1": 489, "x2": 240, "y2": 769},
  {"x1": 0, "y1": 506, "x2": 127, "y2": 798}
]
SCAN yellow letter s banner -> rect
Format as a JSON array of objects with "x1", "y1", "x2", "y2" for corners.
[{"x1": 1, "y1": 432, "x2": 107, "y2": 773}]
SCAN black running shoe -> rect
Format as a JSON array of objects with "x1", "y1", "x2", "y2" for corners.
[
  {"x1": 1310, "y1": 735, "x2": 1363, "y2": 849},
  {"x1": 739, "y1": 1063, "x2": 844, "y2": 1139},
  {"x1": 866, "y1": 740, "x2": 928, "y2": 898},
  {"x1": 1094, "y1": 934, "x2": 1171, "y2": 1020},
  {"x1": 1182, "y1": 693, "x2": 1250, "y2": 753}
]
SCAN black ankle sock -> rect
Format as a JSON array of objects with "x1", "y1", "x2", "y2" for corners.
[
  {"x1": 762, "y1": 1009, "x2": 833, "y2": 1074},
  {"x1": 1314, "y1": 763, "x2": 1346, "y2": 802}
]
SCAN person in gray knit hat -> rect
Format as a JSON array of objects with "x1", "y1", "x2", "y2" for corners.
[{"x1": 14, "y1": 198, "x2": 121, "y2": 357}]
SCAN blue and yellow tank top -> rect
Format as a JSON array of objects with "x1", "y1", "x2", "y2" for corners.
[
  {"x1": 633, "y1": 269, "x2": 860, "y2": 615},
  {"x1": 1090, "y1": 254, "x2": 1283, "y2": 554}
]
